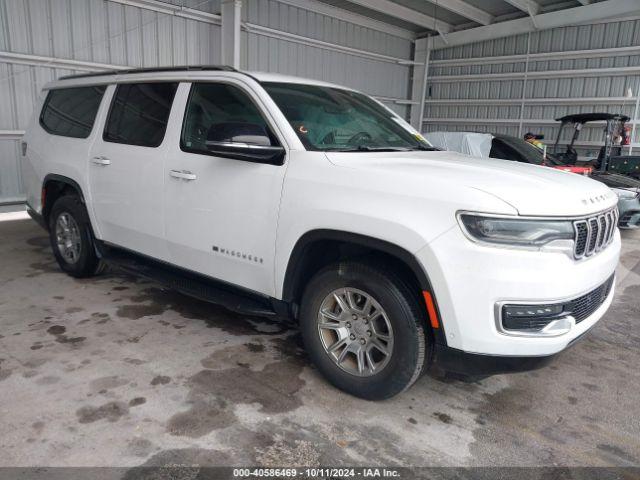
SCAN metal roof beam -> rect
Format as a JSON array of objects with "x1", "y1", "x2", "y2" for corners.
[
  {"x1": 345, "y1": 0, "x2": 454, "y2": 33},
  {"x1": 0, "y1": 51, "x2": 128, "y2": 72},
  {"x1": 272, "y1": 0, "x2": 416, "y2": 40},
  {"x1": 432, "y1": 0, "x2": 640, "y2": 49},
  {"x1": 242, "y1": 23, "x2": 418, "y2": 64},
  {"x1": 502, "y1": 0, "x2": 540, "y2": 15},
  {"x1": 424, "y1": 0, "x2": 493, "y2": 25},
  {"x1": 425, "y1": 96, "x2": 636, "y2": 105},
  {"x1": 429, "y1": 65, "x2": 640, "y2": 82},
  {"x1": 429, "y1": 45, "x2": 640, "y2": 66},
  {"x1": 108, "y1": 0, "x2": 221, "y2": 23}
]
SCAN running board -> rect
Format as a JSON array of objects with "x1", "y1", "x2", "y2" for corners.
[{"x1": 101, "y1": 246, "x2": 279, "y2": 317}]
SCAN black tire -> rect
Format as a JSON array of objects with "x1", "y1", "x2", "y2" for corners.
[
  {"x1": 48, "y1": 195, "x2": 105, "y2": 278},
  {"x1": 299, "y1": 261, "x2": 430, "y2": 400}
]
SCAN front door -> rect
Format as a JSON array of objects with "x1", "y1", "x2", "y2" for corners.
[
  {"x1": 163, "y1": 81, "x2": 288, "y2": 296},
  {"x1": 88, "y1": 82, "x2": 179, "y2": 260}
]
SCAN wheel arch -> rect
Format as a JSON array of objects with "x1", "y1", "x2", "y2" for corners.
[
  {"x1": 42, "y1": 174, "x2": 86, "y2": 226},
  {"x1": 282, "y1": 230, "x2": 430, "y2": 296},
  {"x1": 281, "y1": 229, "x2": 446, "y2": 345}
]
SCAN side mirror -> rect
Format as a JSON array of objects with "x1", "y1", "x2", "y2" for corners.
[
  {"x1": 204, "y1": 122, "x2": 285, "y2": 165},
  {"x1": 205, "y1": 141, "x2": 285, "y2": 165}
]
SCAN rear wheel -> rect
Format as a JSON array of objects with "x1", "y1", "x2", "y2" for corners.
[
  {"x1": 299, "y1": 261, "x2": 429, "y2": 400},
  {"x1": 49, "y1": 195, "x2": 105, "y2": 278}
]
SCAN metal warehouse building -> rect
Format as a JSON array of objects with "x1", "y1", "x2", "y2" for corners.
[{"x1": 0, "y1": 0, "x2": 639, "y2": 203}]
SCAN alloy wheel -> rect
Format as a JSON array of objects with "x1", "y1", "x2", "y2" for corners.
[
  {"x1": 55, "y1": 212, "x2": 82, "y2": 265},
  {"x1": 317, "y1": 287, "x2": 394, "y2": 377}
]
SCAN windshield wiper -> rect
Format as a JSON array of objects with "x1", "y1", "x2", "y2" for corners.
[
  {"x1": 325, "y1": 146, "x2": 411, "y2": 152},
  {"x1": 409, "y1": 144, "x2": 440, "y2": 151},
  {"x1": 356, "y1": 146, "x2": 411, "y2": 152}
]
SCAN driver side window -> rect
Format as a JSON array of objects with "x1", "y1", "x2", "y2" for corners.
[{"x1": 181, "y1": 82, "x2": 278, "y2": 156}]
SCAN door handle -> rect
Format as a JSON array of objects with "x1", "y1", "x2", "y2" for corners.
[
  {"x1": 169, "y1": 169, "x2": 197, "y2": 181},
  {"x1": 91, "y1": 156, "x2": 111, "y2": 166}
]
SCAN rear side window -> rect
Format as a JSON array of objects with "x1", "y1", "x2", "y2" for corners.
[
  {"x1": 40, "y1": 86, "x2": 106, "y2": 138},
  {"x1": 104, "y1": 82, "x2": 178, "y2": 147}
]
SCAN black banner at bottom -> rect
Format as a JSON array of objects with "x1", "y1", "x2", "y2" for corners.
[{"x1": 0, "y1": 467, "x2": 638, "y2": 480}]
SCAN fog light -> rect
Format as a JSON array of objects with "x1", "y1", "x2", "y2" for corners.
[
  {"x1": 502, "y1": 303, "x2": 564, "y2": 331},
  {"x1": 504, "y1": 304, "x2": 563, "y2": 318}
]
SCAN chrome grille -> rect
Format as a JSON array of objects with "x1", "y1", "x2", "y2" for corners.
[
  {"x1": 573, "y1": 207, "x2": 617, "y2": 259},
  {"x1": 574, "y1": 221, "x2": 588, "y2": 257},
  {"x1": 587, "y1": 218, "x2": 598, "y2": 255}
]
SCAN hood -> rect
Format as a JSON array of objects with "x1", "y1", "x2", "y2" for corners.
[{"x1": 326, "y1": 150, "x2": 618, "y2": 217}]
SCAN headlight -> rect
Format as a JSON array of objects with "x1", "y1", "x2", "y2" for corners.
[{"x1": 459, "y1": 214, "x2": 574, "y2": 247}]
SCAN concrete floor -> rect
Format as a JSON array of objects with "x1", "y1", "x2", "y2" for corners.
[{"x1": 1, "y1": 214, "x2": 639, "y2": 469}]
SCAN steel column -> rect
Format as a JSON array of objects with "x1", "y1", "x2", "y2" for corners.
[
  {"x1": 409, "y1": 37, "x2": 430, "y2": 130},
  {"x1": 629, "y1": 80, "x2": 640, "y2": 155},
  {"x1": 221, "y1": 0, "x2": 242, "y2": 69}
]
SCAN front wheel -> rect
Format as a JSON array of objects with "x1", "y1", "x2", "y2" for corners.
[
  {"x1": 49, "y1": 195, "x2": 105, "y2": 278},
  {"x1": 299, "y1": 262, "x2": 430, "y2": 400}
]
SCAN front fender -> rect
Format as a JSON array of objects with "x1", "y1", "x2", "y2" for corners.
[{"x1": 274, "y1": 212, "x2": 440, "y2": 300}]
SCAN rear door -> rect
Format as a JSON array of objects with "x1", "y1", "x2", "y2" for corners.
[
  {"x1": 163, "y1": 80, "x2": 288, "y2": 296},
  {"x1": 88, "y1": 82, "x2": 178, "y2": 260}
]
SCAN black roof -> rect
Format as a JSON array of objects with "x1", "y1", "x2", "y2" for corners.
[
  {"x1": 555, "y1": 113, "x2": 630, "y2": 124},
  {"x1": 59, "y1": 65, "x2": 238, "y2": 81}
]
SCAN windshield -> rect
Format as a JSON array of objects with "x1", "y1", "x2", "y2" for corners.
[{"x1": 263, "y1": 82, "x2": 435, "y2": 152}]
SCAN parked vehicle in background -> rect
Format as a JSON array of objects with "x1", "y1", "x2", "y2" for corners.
[
  {"x1": 591, "y1": 172, "x2": 640, "y2": 229},
  {"x1": 425, "y1": 131, "x2": 592, "y2": 174},
  {"x1": 424, "y1": 131, "x2": 639, "y2": 228},
  {"x1": 553, "y1": 113, "x2": 640, "y2": 178},
  {"x1": 22, "y1": 67, "x2": 620, "y2": 399}
]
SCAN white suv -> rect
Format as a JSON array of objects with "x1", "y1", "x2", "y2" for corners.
[{"x1": 21, "y1": 66, "x2": 620, "y2": 399}]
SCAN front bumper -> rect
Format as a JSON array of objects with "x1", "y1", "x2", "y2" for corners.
[
  {"x1": 431, "y1": 344, "x2": 555, "y2": 376},
  {"x1": 431, "y1": 319, "x2": 598, "y2": 376},
  {"x1": 416, "y1": 224, "x2": 620, "y2": 357}
]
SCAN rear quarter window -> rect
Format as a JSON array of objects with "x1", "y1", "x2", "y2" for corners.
[{"x1": 39, "y1": 86, "x2": 107, "y2": 138}]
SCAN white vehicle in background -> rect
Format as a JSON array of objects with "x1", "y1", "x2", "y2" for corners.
[
  {"x1": 21, "y1": 67, "x2": 620, "y2": 399},
  {"x1": 425, "y1": 131, "x2": 640, "y2": 229}
]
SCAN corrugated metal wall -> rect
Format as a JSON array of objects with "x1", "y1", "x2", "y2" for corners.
[
  {"x1": 241, "y1": 0, "x2": 412, "y2": 108},
  {"x1": 423, "y1": 20, "x2": 640, "y2": 160},
  {"x1": 0, "y1": 0, "x2": 413, "y2": 204}
]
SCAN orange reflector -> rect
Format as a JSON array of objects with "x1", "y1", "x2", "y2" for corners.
[{"x1": 422, "y1": 291, "x2": 439, "y2": 329}]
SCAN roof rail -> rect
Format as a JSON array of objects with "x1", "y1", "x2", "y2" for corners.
[{"x1": 59, "y1": 65, "x2": 238, "y2": 81}]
